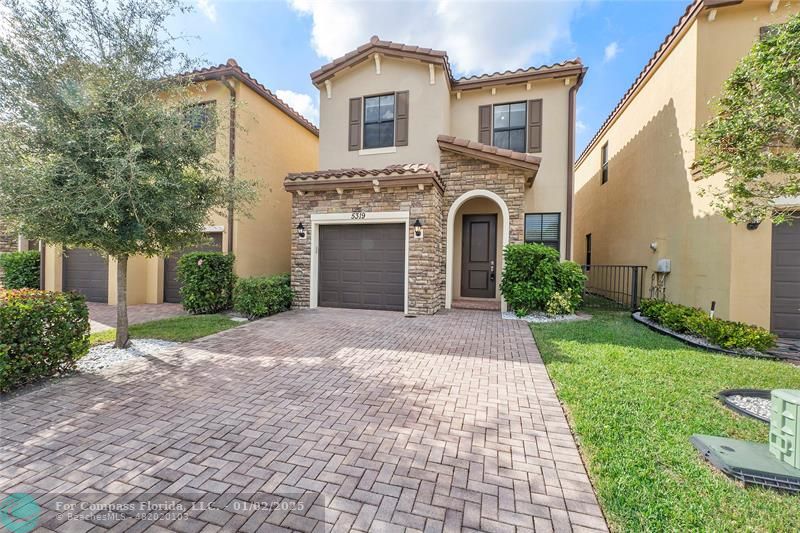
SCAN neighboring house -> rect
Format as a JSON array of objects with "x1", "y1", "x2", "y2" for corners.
[
  {"x1": 42, "y1": 59, "x2": 319, "y2": 304},
  {"x1": 284, "y1": 36, "x2": 585, "y2": 315},
  {"x1": 0, "y1": 222, "x2": 17, "y2": 254},
  {"x1": 574, "y1": 0, "x2": 800, "y2": 337}
]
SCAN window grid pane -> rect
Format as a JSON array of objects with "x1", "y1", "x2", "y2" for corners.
[
  {"x1": 525, "y1": 214, "x2": 560, "y2": 254},
  {"x1": 493, "y1": 101, "x2": 526, "y2": 152},
  {"x1": 364, "y1": 94, "x2": 395, "y2": 149}
]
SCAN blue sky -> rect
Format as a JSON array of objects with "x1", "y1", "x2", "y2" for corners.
[{"x1": 173, "y1": 0, "x2": 690, "y2": 154}]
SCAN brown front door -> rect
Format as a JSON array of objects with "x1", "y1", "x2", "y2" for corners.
[{"x1": 461, "y1": 214, "x2": 497, "y2": 299}]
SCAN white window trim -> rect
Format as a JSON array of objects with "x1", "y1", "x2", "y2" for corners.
[
  {"x1": 309, "y1": 211, "x2": 410, "y2": 315},
  {"x1": 358, "y1": 146, "x2": 397, "y2": 156}
]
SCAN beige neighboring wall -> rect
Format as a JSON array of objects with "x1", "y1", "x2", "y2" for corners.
[
  {"x1": 451, "y1": 78, "x2": 572, "y2": 258},
  {"x1": 318, "y1": 58, "x2": 450, "y2": 169},
  {"x1": 573, "y1": 1, "x2": 798, "y2": 328}
]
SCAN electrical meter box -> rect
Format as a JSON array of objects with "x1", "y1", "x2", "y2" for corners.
[
  {"x1": 655, "y1": 259, "x2": 671, "y2": 273},
  {"x1": 769, "y1": 389, "x2": 800, "y2": 469}
]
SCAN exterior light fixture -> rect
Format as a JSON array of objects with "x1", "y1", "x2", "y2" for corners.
[
  {"x1": 746, "y1": 220, "x2": 761, "y2": 231},
  {"x1": 413, "y1": 219, "x2": 422, "y2": 238},
  {"x1": 297, "y1": 222, "x2": 306, "y2": 239}
]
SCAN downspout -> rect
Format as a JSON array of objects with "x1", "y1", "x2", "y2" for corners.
[
  {"x1": 220, "y1": 76, "x2": 236, "y2": 255},
  {"x1": 566, "y1": 70, "x2": 586, "y2": 261}
]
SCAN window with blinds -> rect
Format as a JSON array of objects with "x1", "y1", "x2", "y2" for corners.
[{"x1": 524, "y1": 213, "x2": 560, "y2": 254}]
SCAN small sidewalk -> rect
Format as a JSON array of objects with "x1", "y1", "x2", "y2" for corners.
[{"x1": 88, "y1": 302, "x2": 185, "y2": 332}]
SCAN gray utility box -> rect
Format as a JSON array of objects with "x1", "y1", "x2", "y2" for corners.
[{"x1": 770, "y1": 389, "x2": 800, "y2": 469}]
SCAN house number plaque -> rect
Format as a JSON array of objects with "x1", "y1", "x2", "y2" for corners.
[{"x1": 351, "y1": 208, "x2": 366, "y2": 220}]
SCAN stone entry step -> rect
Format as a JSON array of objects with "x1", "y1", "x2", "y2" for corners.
[{"x1": 452, "y1": 298, "x2": 501, "y2": 311}]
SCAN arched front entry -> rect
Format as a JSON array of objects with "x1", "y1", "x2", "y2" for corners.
[{"x1": 445, "y1": 189, "x2": 510, "y2": 311}]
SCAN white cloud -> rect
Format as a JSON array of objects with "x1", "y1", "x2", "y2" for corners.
[
  {"x1": 288, "y1": 0, "x2": 580, "y2": 75},
  {"x1": 276, "y1": 89, "x2": 319, "y2": 125},
  {"x1": 197, "y1": 0, "x2": 217, "y2": 23},
  {"x1": 576, "y1": 120, "x2": 586, "y2": 133},
  {"x1": 603, "y1": 41, "x2": 619, "y2": 63}
]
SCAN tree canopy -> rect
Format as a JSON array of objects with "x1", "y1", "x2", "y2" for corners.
[{"x1": 694, "y1": 13, "x2": 800, "y2": 224}]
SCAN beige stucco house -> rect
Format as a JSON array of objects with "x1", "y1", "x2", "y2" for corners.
[
  {"x1": 42, "y1": 60, "x2": 319, "y2": 304},
  {"x1": 574, "y1": 0, "x2": 800, "y2": 338},
  {"x1": 285, "y1": 37, "x2": 585, "y2": 315}
]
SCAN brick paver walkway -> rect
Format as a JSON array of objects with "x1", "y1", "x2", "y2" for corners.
[
  {"x1": 88, "y1": 303, "x2": 186, "y2": 333},
  {"x1": 1, "y1": 308, "x2": 606, "y2": 532}
]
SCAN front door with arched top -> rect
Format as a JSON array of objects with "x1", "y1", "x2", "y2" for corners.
[{"x1": 460, "y1": 214, "x2": 497, "y2": 298}]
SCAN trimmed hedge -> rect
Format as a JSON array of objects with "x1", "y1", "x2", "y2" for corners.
[
  {"x1": 177, "y1": 252, "x2": 235, "y2": 314},
  {"x1": 499, "y1": 243, "x2": 587, "y2": 316},
  {"x1": 639, "y1": 299, "x2": 777, "y2": 353},
  {"x1": 0, "y1": 289, "x2": 90, "y2": 392},
  {"x1": 0, "y1": 250, "x2": 40, "y2": 289},
  {"x1": 233, "y1": 274, "x2": 293, "y2": 319}
]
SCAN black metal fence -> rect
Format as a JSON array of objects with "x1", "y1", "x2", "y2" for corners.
[{"x1": 580, "y1": 265, "x2": 647, "y2": 311}]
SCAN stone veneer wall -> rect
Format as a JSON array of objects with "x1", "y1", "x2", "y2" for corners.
[
  {"x1": 438, "y1": 150, "x2": 528, "y2": 300},
  {"x1": 290, "y1": 185, "x2": 444, "y2": 315},
  {"x1": 0, "y1": 221, "x2": 16, "y2": 253}
]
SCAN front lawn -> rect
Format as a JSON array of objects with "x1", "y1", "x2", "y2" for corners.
[
  {"x1": 532, "y1": 311, "x2": 800, "y2": 531},
  {"x1": 90, "y1": 314, "x2": 240, "y2": 346}
]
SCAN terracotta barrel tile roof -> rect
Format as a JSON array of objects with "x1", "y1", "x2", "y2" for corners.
[
  {"x1": 437, "y1": 135, "x2": 541, "y2": 178},
  {"x1": 184, "y1": 59, "x2": 319, "y2": 136},
  {"x1": 284, "y1": 163, "x2": 443, "y2": 192}
]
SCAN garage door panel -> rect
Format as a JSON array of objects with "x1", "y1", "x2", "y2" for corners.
[
  {"x1": 772, "y1": 219, "x2": 800, "y2": 338},
  {"x1": 319, "y1": 223, "x2": 405, "y2": 312},
  {"x1": 63, "y1": 249, "x2": 109, "y2": 303}
]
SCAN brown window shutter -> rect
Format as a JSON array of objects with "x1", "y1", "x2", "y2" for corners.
[
  {"x1": 528, "y1": 99, "x2": 542, "y2": 153},
  {"x1": 348, "y1": 97, "x2": 362, "y2": 151},
  {"x1": 478, "y1": 105, "x2": 491, "y2": 144},
  {"x1": 395, "y1": 91, "x2": 409, "y2": 146}
]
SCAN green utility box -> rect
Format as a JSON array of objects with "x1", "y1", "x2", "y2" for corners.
[{"x1": 769, "y1": 389, "x2": 800, "y2": 469}]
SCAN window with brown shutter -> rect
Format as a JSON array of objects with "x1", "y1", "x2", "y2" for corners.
[
  {"x1": 395, "y1": 91, "x2": 409, "y2": 146},
  {"x1": 348, "y1": 97, "x2": 362, "y2": 151},
  {"x1": 478, "y1": 105, "x2": 491, "y2": 144},
  {"x1": 527, "y1": 99, "x2": 542, "y2": 153}
]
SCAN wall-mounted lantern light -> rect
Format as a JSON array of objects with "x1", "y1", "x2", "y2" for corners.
[
  {"x1": 746, "y1": 220, "x2": 761, "y2": 231},
  {"x1": 413, "y1": 219, "x2": 422, "y2": 238},
  {"x1": 297, "y1": 222, "x2": 306, "y2": 239}
]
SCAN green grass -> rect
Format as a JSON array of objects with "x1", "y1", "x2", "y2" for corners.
[
  {"x1": 532, "y1": 311, "x2": 800, "y2": 532},
  {"x1": 89, "y1": 314, "x2": 240, "y2": 346}
]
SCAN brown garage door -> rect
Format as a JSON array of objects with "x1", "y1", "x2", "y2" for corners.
[
  {"x1": 164, "y1": 233, "x2": 223, "y2": 303},
  {"x1": 318, "y1": 224, "x2": 405, "y2": 312},
  {"x1": 62, "y1": 248, "x2": 108, "y2": 303},
  {"x1": 772, "y1": 219, "x2": 800, "y2": 338}
]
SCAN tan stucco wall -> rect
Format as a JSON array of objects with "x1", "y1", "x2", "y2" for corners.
[
  {"x1": 318, "y1": 58, "x2": 450, "y2": 169},
  {"x1": 573, "y1": 1, "x2": 798, "y2": 328},
  {"x1": 44, "y1": 77, "x2": 318, "y2": 304}
]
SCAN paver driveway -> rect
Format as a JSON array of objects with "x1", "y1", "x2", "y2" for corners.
[{"x1": 1, "y1": 308, "x2": 607, "y2": 532}]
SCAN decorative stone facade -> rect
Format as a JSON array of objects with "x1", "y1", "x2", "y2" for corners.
[
  {"x1": 0, "y1": 221, "x2": 16, "y2": 253},
  {"x1": 288, "y1": 150, "x2": 532, "y2": 315}
]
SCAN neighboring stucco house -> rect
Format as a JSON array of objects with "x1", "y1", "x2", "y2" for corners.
[
  {"x1": 42, "y1": 60, "x2": 319, "y2": 304},
  {"x1": 573, "y1": 0, "x2": 800, "y2": 338},
  {"x1": 285, "y1": 36, "x2": 585, "y2": 315}
]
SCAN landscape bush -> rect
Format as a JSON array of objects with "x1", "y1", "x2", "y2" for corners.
[
  {"x1": 500, "y1": 243, "x2": 587, "y2": 317},
  {"x1": 0, "y1": 289, "x2": 90, "y2": 392},
  {"x1": 0, "y1": 250, "x2": 40, "y2": 289},
  {"x1": 233, "y1": 274, "x2": 293, "y2": 319},
  {"x1": 639, "y1": 299, "x2": 776, "y2": 352},
  {"x1": 177, "y1": 252, "x2": 235, "y2": 314}
]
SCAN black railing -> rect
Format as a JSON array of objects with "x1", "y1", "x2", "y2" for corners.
[{"x1": 580, "y1": 265, "x2": 647, "y2": 311}]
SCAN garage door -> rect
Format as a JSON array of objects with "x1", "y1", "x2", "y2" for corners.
[
  {"x1": 62, "y1": 248, "x2": 108, "y2": 303},
  {"x1": 318, "y1": 224, "x2": 405, "y2": 311},
  {"x1": 164, "y1": 233, "x2": 223, "y2": 303},
  {"x1": 772, "y1": 219, "x2": 800, "y2": 338}
]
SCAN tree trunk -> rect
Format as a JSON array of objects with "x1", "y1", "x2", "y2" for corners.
[{"x1": 114, "y1": 254, "x2": 130, "y2": 349}]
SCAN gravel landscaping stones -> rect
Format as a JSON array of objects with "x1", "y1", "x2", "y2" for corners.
[
  {"x1": 502, "y1": 310, "x2": 588, "y2": 323},
  {"x1": 727, "y1": 394, "x2": 771, "y2": 421},
  {"x1": 77, "y1": 339, "x2": 178, "y2": 373}
]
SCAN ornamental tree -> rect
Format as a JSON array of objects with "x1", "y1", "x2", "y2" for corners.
[
  {"x1": 694, "y1": 13, "x2": 800, "y2": 224},
  {"x1": 0, "y1": 0, "x2": 253, "y2": 348}
]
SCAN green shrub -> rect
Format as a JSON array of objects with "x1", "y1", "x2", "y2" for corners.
[
  {"x1": 639, "y1": 299, "x2": 776, "y2": 352},
  {"x1": 233, "y1": 274, "x2": 293, "y2": 319},
  {"x1": 499, "y1": 243, "x2": 587, "y2": 316},
  {"x1": 0, "y1": 250, "x2": 40, "y2": 289},
  {"x1": 177, "y1": 252, "x2": 235, "y2": 314},
  {"x1": 0, "y1": 289, "x2": 89, "y2": 392}
]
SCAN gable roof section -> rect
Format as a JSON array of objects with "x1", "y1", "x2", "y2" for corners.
[
  {"x1": 188, "y1": 59, "x2": 319, "y2": 136},
  {"x1": 576, "y1": 0, "x2": 742, "y2": 166},
  {"x1": 437, "y1": 135, "x2": 541, "y2": 185},
  {"x1": 310, "y1": 36, "x2": 584, "y2": 91}
]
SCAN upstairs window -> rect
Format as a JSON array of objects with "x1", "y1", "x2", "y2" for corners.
[
  {"x1": 363, "y1": 94, "x2": 395, "y2": 149},
  {"x1": 525, "y1": 213, "x2": 561, "y2": 254},
  {"x1": 184, "y1": 101, "x2": 216, "y2": 152},
  {"x1": 493, "y1": 102, "x2": 527, "y2": 153},
  {"x1": 601, "y1": 141, "x2": 609, "y2": 184}
]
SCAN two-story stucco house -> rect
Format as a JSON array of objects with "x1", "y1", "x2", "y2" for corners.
[
  {"x1": 285, "y1": 37, "x2": 586, "y2": 315},
  {"x1": 573, "y1": 0, "x2": 800, "y2": 339},
  {"x1": 42, "y1": 60, "x2": 319, "y2": 304}
]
